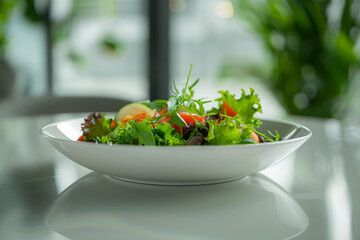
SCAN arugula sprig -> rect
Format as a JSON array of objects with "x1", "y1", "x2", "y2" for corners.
[
  {"x1": 253, "y1": 129, "x2": 281, "y2": 142},
  {"x1": 167, "y1": 64, "x2": 195, "y2": 114},
  {"x1": 168, "y1": 64, "x2": 210, "y2": 114},
  {"x1": 157, "y1": 64, "x2": 210, "y2": 130}
]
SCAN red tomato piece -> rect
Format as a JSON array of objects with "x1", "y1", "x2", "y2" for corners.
[
  {"x1": 110, "y1": 120, "x2": 117, "y2": 129},
  {"x1": 157, "y1": 115, "x2": 171, "y2": 124},
  {"x1": 221, "y1": 101, "x2": 237, "y2": 117},
  {"x1": 177, "y1": 112, "x2": 205, "y2": 125},
  {"x1": 156, "y1": 112, "x2": 205, "y2": 133}
]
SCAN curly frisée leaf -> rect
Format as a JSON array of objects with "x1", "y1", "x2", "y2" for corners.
[
  {"x1": 204, "y1": 116, "x2": 258, "y2": 145},
  {"x1": 218, "y1": 88, "x2": 262, "y2": 127},
  {"x1": 205, "y1": 119, "x2": 242, "y2": 145},
  {"x1": 153, "y1": 123, "x2": 182, "y2": 146},
  {"x1": 98, "y1": 124, "x2": 134, "y2": 144}
]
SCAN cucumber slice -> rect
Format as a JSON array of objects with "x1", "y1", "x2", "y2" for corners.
[{"x1": 115, "y1": 103, "x2": 154, "y2": 123}]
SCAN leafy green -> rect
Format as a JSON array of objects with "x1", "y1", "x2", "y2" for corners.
[
  {"x1": 98, "y1": 124, "x2": 134, "y2": 144},
  {"x1": 141, "y1": 99, "x2": 168, "y2": 111},
  {"x1": 81, "y1": 113, "x2": 114, "y2": 142},
  {"x1": 153, "y1": 123, "x2": 182, "y2": 146},
  {"x1": 79, "y1": 66, "x2": 281, "y2": 146},
  {"x1": 151, "y1": 64, "x2": 210, "y2": 130},
  {"x1": 268, "y1": 130, "x2": 281, "y2": 141},
  {"x1": 167, "y1": 95, "x2": 182, "y2": 115},
  {"x1": 128, "y1": 120, "x2": 155, "y2": 146},
  {"x1": 205, "y1": 118, "x2": 256, "y2": 145},
  {"x1": 98, "y1": 119, "x2": 182, "y2": 146},
  {"x1": 169, "y1": 112, "x2": 187, "y2": 131},
  {"x1": 165, "y1": 64, "x2": 210, "y2": 117},
  {"x1": 253, "y1": 129, "x2": 281, "y2": 142},
  {"x1": 218, "y1": 88, "x2": 262, "y2": 127}
]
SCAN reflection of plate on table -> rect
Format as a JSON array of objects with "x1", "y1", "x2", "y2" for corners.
[
  {"x1": 41, "y1": 117, "x2": 311, "y2": 185},
  {"x1": 46, "y1": 172, "x2": 308, "y2": 240}
]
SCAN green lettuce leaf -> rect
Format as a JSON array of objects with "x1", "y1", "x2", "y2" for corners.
[
  {"x1": 218, "y1": 88, "x2": 262, "y2": 127},
  {"x1": 205, "y1": 119, "x2": 239, "y2": 145},
  {"x1": 98, "y1": 123, "x2": 134, "y2": 145},
  {"x1": 153, "y1": 122, "x2": 182, "y2": 146},
  {"x1": 204, "y1": 117, "x2": 257, "y2": 145},
  {"x1": 98, "y1": 119, "x2": 155, "y2": 146},
  {"x1": 141, "y1": 99, "x2": 168, "y2": 111},
  {"x1": 128, "y1": 120, "x2": 155, "y2": 146}
]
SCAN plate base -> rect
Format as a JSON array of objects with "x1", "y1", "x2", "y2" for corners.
[{"x1": 107, "y1": 175, "x2": 252, "y2": 186}]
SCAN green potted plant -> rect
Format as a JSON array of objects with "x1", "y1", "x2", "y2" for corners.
[
  {"x1": 222, "y1": 0, "x2": 360, "y2": 118},
  {"x1": 0, "y1": 0, "x2": 19, "y2": 99}
]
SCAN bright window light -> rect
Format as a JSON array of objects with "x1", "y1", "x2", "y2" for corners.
[{"x1": 215, "y1": 1, "x2": 234, "y2": 18}]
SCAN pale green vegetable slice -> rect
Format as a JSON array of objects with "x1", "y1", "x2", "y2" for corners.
[{"x1": 115, "y1": 103, "x2": 154, "y2": 124}]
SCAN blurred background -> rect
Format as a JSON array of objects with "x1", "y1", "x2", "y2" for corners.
[
  {"x1": 1, "y1": 0, "x2": 359, "y2": 121},
  {"x1": 1, "y1": 3, "x2": 359, "y2": 239}
]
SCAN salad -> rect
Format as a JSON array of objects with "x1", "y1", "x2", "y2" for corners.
[{"x1": 78, "y1": 65, "x2": 280, "y2": 146}]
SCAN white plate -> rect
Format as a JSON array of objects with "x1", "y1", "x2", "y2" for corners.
[{"x1": 41, "y1": 117, "x2": 311, "y2": 185}]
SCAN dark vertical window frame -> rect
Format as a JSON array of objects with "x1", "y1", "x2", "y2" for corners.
[
  {"x1": 148, "y1": 0, "x2": 170, "y2": 100},
  {"x1": 44, "y1": 0, "x2": 53, "y2": 95}
]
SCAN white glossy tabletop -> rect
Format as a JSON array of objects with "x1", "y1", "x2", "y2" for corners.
[{"x1": 0, "y1": 113, "x2": 358, "y2": 240}]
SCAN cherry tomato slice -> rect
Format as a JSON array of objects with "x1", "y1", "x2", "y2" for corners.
[
  {"x1": 177, "y1": 112, "x2": 205, "y2": 125},
  {"x1": 110, "y1": 120, "x2": 117, "y2": 129},
  {"x1": 221, "y1": 101, "x2": 237, "y2": 117},
  {"x1": 157, "y1": 112, "x2": 205, "y2": 133}
]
